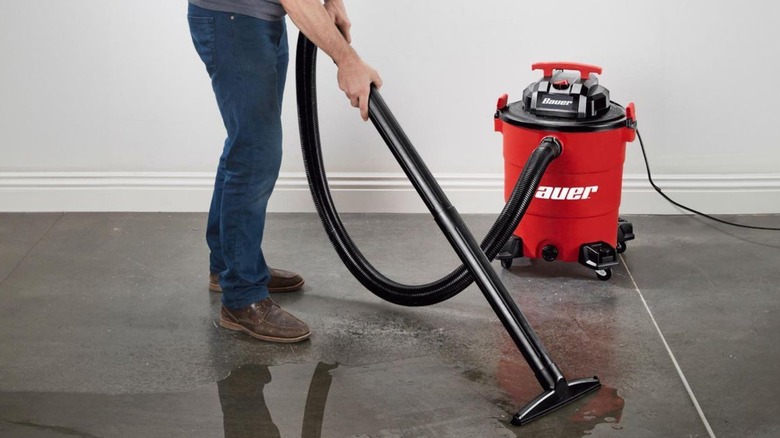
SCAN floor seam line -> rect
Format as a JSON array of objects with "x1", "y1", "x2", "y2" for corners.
[
  {"x1": 0, "y1": 212, "x2": 64, "y2": 287},
  {"x1": 620, "y1": 255, "x2": 716, "y2": 438}
]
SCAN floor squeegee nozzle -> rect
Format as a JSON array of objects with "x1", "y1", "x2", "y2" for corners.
[{"x1": 512, "y1": 377, "x2": 602, "y2": 426}]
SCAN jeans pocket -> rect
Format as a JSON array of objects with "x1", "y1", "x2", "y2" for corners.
[{"x1": 188, "y1": 15, "x2": 217, "y2": 76}]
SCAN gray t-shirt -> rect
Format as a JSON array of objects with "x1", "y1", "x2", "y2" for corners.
[{"x1": 189, "y1": 0, "x2": 286, "y2": 21}]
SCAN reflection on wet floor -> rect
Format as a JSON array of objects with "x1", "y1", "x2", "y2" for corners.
[
  {"x1": 0, "y1": 358, "x2": 624, "y2": 438},
  {"x1": 218, "y1": 362, "x2": 338, "y2": 438}
]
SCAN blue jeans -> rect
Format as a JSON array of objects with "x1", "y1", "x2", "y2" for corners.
[{"x1": 188, "y1": 4, "x2": 289, "y2": 310}]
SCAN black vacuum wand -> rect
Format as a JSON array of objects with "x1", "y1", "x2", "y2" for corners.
[{"x1": 295, "y1": 34, "x2": 600, "y2": 425}]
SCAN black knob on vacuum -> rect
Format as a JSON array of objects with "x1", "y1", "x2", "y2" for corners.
[{"x1": 542, "y1": 245, "x2": 559, "y2": 262}]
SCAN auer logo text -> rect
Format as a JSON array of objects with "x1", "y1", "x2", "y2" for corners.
[
  {"x1": 542, "y1": 98, "x2": 571, "y2": 106},
  {"x1": 535, "y1": 186, "x2": 598, "y2": 200}
]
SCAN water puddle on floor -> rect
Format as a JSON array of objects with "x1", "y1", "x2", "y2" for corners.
[
  {"x1": 545, "y1": 386, "x2": 626, "y2": 437},
  {"x1": 464, "y1": 366, "x2": 625, "y2": 437},
  {"x1": 0, "y1": 358, "x2": 624, "y2": 437}
]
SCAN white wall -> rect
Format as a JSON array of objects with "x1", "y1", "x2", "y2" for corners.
[{"x1": 1, "y1": 0, "x2": 779, "y2": 213}]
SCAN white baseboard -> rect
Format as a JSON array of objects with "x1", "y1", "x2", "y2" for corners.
[{"x1": 0, "y1": 171, "x2": 778, "y2": 215}]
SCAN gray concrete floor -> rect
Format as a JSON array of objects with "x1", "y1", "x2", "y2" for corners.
[{"x1": 0, "y1": 212, "x2": 778, "y2": 437}]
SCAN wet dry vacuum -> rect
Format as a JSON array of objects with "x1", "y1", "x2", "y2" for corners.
[{"x1": 295, "y1": 35, "x2": 638, "y2": 425}]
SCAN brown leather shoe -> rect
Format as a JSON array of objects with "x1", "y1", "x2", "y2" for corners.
[
  {"x1": 267, "y1": 268, "x2": 305, "y2": 293},
  {"x1": 209, "y1": 268, "x2": 305, "y2": 294},
  {"x1": 219, "y1": 298, "x2": 311, "y2": 343}
]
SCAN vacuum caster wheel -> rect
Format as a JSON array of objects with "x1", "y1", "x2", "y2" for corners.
[
  {"x1": 596, "y1": 269, "x2": 612, "y2": 281},
  {"x1": 616, "y1": 241, "x2": 627, "y2": 254},
  {"x1": 501, "y1": 258, "x2": 513, "y2": 269}
]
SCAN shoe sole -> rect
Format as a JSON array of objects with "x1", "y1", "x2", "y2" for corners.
[
  {"x1": 219, "y1": 319, "x2": 311, "y2": 344},
  {"x1": 209, "y1": 279, "x2": 305, "y2": 294}
]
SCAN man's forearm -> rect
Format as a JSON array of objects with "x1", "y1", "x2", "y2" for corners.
[
  {"x1": 280, "y1": 0, "x2": 358, "y2": 67},
  {"x1": 282, "y1": 0, "x2": 382, "y2": 121}
]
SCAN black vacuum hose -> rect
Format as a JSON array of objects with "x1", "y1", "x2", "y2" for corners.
[{"x1": 295, "y1": 34, "x2": 560, "y2": 306}]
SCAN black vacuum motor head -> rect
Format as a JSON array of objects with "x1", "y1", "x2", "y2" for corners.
[{"x1": 522, "y1": 62, "x2": 610, "y2": 120}]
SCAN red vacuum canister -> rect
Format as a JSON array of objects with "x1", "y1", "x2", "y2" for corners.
[{"x1": 494, "y1": 62, "x2": 637, "y2": 281}]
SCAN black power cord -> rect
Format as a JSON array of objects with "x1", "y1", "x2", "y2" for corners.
[{"x1": 637, "y1": 129, "x2": 780, "y2": 231}]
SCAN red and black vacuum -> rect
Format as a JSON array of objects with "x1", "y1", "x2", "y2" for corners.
[
  {"x1": 296, "y1": 34, "x2": 637, "y2": 425},
  {"x1": 495, "y1": 62, "x2": 637, "y2": 280}
]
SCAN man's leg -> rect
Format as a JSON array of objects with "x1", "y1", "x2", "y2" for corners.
[
  {"x1": 204, "y1": 18, "x2": 303, "y2": 295},
  {"x1": 188, "y1": 4, "x2": 309, "y2": 342}
]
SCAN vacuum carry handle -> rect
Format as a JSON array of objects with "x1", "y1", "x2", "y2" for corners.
[{"x1": 532, "y1": 62, "x2": 602, "y2": 79}]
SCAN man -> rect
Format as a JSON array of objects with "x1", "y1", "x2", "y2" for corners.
[{"x1": 187, "y1": 0, "x2": 381, "y2": 343}]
